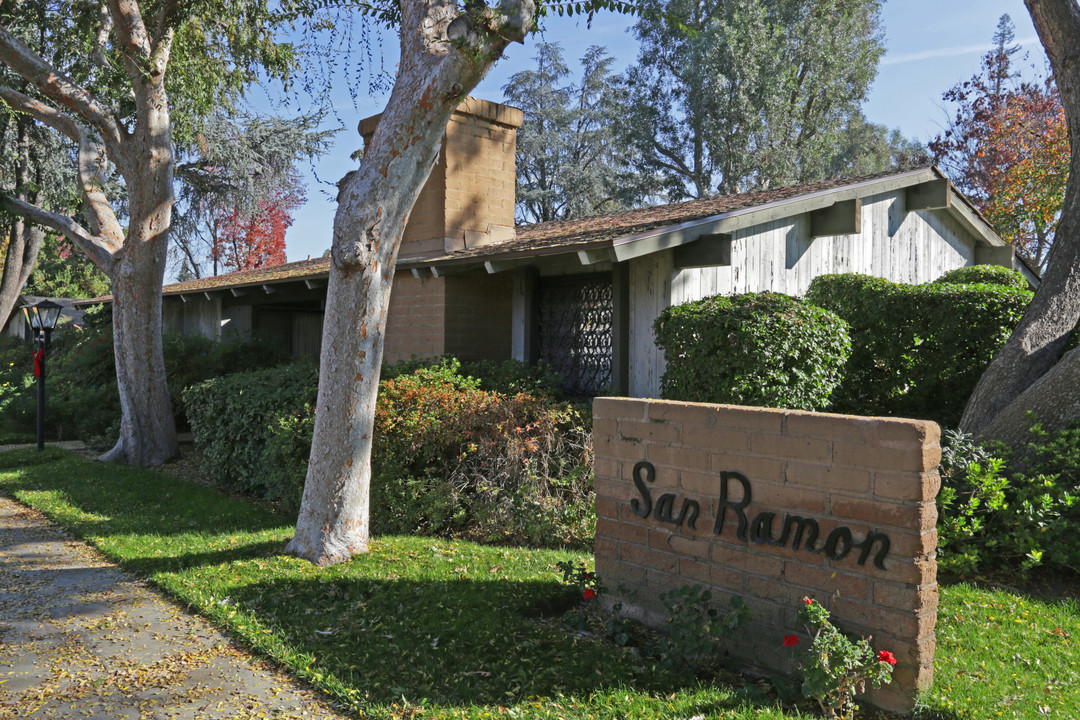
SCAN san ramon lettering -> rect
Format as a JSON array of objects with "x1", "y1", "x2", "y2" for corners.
[{"x1": 631, "y1": 460, "x2": 891, "y2": 569}]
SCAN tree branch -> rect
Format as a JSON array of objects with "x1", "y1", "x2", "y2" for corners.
[
  {"x1": 108, "y1": 0, "x2": 153, "y2": 62},
  {"x1": 0, "y1": 26, "x2": 127, "y2": 153},
  {"x1": 0, "y1": 86, "x2": 124, "y2": 254},
  {"x1": 0, "y1": 195, "x2": 117, "y2": 274},
  {"x1": 149, "y1": 0, "x2": 181, "y2": 76},
  {"x1": 94, "y1": 1, "x2": 114, "y2": 69}
]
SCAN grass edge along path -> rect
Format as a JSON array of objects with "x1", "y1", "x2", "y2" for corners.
[{"x1": 0, "y1": 448, "x2": 1077, "y2": 720}]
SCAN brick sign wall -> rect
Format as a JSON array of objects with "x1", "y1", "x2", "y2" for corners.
[{"x1": 593, "y1": 398, "x2": 941, "y2": 715}]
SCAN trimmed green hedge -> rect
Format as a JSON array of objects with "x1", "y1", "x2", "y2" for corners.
[
  {"x1": 653, "y1": 292, "x2": 851, "y2": 411},
  {"x1": 933, "y1": 265, "x2": 1030, "y2": 291},
  {"x1": 805, "y1": 272, "x2": 1032, "y2": 425}
]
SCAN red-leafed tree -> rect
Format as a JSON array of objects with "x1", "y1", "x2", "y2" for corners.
[
  {"x1": 172, "y1": 111, "x2": 330, "y2": 279},
  {"x1": 931, "y1": 14, "x2": 1068, "y2": 271},
  {"x1": 980, "y1": 87, "x2": 1068, "y2": 269},
  {"x1": 210, "y1": 181, "x2": 303, "y2": 274}
]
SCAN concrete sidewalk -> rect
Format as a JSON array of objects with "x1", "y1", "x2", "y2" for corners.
[{"x1": 0, "y1": 494, "x2": 349, "y2": 719}]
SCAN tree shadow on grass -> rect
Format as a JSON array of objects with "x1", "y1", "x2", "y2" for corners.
[{"x1": 226, "y1": 575, "x2": 761, "y2": 712}]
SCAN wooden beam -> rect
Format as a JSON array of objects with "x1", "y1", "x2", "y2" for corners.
[
  {"x1": 229, "y1": 287, "x2": 247, "y2": 297},
  {"x1": 179, "y1": 294, "x2": 192, "y2": 303},
  {"x1": 484, "y1": 259, "x2": 522, "y2": 274},
  {"x1": 809, "y1": 199, "x2": 862, "y2": 238},
  {"x1": 304, "y1": 279, "x2": 327, "y2": 290},
  {"x1": 203, "y1": 291, "x2": 218, "y2": 302},
  {"x1": 673, "y1": 234, "x2": 732, "y2": 269},
  {"x1": 261, "y1": 284, "x2": 276, "y2": 295},
  {"x1": 577, "y1": 249, "x2": 611, "y2": 266},
  {"x1": 411, "y1": 267, "x2": 435, "y2": 279},
  {"x1": 905, "y1": 179, "x2": 951, "y2": 211}
]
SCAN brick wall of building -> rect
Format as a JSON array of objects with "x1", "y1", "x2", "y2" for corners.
[
  {"x1": 383, "y1": 273, "x2": 446, "y2": 363},
  {"x1": 592, "y1": 398, "x2": 940, "y2": 716}
]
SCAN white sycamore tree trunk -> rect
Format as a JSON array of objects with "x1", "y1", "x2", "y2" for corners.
[
  {"x1": 960, "y1": 0, "x2": 1080, "y2": 447},
  {"x1": 0, "y1": 2, "x2": 179, "y2": 465},
  {"x1": 286, "y1": 0, "x2": 537, "y2": 565}
]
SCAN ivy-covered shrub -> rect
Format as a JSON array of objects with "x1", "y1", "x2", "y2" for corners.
[
  {"x1": 184, "y1": 360, "x2": 594, "y2": 549},
  {"x1": 937, "y1": 425, "x2": 1080, "y2": 575},
  {"x1": 653, "y1": 292, "x2": 851, "y2": 411},
  {"x1": 933, "y1": 264, "x2": 1030, "y2": 291},
  {"x1": 806, "y1": 273, "x2": 1031, "y2": 425}
]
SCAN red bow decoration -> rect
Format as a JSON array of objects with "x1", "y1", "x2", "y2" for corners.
[{"x1": 32, "y1": 349, "x2": 43, "y2": 378}]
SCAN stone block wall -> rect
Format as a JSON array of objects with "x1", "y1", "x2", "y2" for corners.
[{"x1": 592, "y1": 398, "x2": 941, "y2": 715}]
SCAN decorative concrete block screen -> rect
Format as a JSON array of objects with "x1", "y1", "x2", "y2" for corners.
[{"x1": 592, "y1": 398, "x2": 940, "y2": 715}]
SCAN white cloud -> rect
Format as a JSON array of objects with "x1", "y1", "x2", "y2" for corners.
[{"x1": 881, "y1": 35, "x2": 1039, "y2": 66}]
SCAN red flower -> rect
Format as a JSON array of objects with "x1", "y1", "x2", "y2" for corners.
[
  {"x1": 783, "y1": 634, "x2": 800, "y2": 647},
  {"x1": 582, "y1": 589, "x2": 597, "y2": 601},
  {"x1": 877, "y1": 650, "x2": 897, "y2": 666},
  {"x1": 583, "y1": 572, "x2": 595, "y2": 580},
  {"x1": 804, "y1": 597, "x2": 813, "y2": 606}
]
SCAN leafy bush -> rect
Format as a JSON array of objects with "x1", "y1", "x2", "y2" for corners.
[
  {"x1": 806, "y1": 273, "x2": 1031, "y2": 425},
  {"x1": 382, "y1": 355, "x2": 563, "y2": 399},
  {"x1": 789, "y1": 597, "x2": 895, "y2": 719},
  {"x1": 937, "y1": 424, "x2": 1080, "y2": 575},
  {"x1": 184, "y1": 360, "x2": 594, "y2": 549},
  {"x1": 182, "y1": 362, "x2": 319, "y2": 499},
  {"x1": 933, "y1": 264, "x2": 1030, "y2": 290},
  {"x1": 653, "y1": 292, "x2": 851, "y2": 411},
  {"x1": 37, "y1": 327, "x2": 291, "y2": 447},
  {"x1": 0, "y1": 337, "x2": 37, "y2": 442},
  {"x1": 655, "y1": 585, "x2": 749, "y2": 675}
]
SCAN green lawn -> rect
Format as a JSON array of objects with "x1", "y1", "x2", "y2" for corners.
[{"x1": 0, "y1": 448, "x2": 1076, "y2": 719}]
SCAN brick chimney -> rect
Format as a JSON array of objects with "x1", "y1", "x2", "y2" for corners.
[{"x1": 358, "y1": 97, "x2": 523, "y2": 259}]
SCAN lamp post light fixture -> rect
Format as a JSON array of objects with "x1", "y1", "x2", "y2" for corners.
[{"x1": 21, "y1": 299, "x2": 63, "y2": 451}]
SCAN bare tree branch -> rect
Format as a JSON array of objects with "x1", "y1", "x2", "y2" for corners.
[
  {"x1": 0, "y1": 195, "x2": 118, "y2": 274},
  {"x1": 94, "y1": 1, "x2": 114, "y2": 69},
  {"x1": 0, "y1": 26, "x2": 127, "y2": 154},
  {"x1": 0, "y1": 85, "x2": 125, "y2": 254},
  {"x1": 150, "y1": 0, "x2": 182, "y2": 75}
]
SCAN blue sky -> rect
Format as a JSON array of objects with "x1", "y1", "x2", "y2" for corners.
[{"x1": 265, "y1": 1, "x2": 1044, "y2": 266}]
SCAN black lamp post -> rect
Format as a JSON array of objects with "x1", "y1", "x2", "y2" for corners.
[{"x1": 21, "y1": 299, "x2": 63, "y2": 451}]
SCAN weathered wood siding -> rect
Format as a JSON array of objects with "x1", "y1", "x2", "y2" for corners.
[
  {"x1": 628, "y1": 250, "x2": 672, "y2": 398},
  {"x1": 671, "y1": 190, "x2": 975, "y2": 305}
]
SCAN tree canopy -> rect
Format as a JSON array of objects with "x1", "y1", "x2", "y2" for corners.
[
  {"x1": 931, "y1": 14, "x2": 1067, "y2": 272},
  {"x1": 172, "y1": 111, "x2": 332, "y2": 277},
  {"x1": 503, "y1": 42, "x2": 656, "y2": 224},
  {"x1": 621, "y1": 0, "x2": 887, "y2": 199}
]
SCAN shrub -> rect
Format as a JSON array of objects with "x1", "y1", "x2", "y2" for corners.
[
  {"x1": 0, "y1": 337, "x2": 37, "y2": 442},
  {"x1": 806, "y1": 273, "x2": 1031, "y2": 425},
  {"x1": 184, "y1": 359, "x2": 594, "y2": 549},
  {"x1": 182, "y1": 362, "x2": 318, "y2": 499},
  {"x1": 933, "y1": 264, "x2": 1030, "y2": 290},
  {"x1": 382, "y1": 355, "x2": 563, "y2": 399},
  {"x1": 38, "y1": 328, "x2": 291, "y2": 447},
  {"x1": 653, "y1": 292, "x2": 851, "y2": 411},
  {"x1": 372, "y1": 369, "x2": 593, "y2": 547},
  {"x1": 937, "y1": 423, "x2": 1080, "y2": 575}
]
